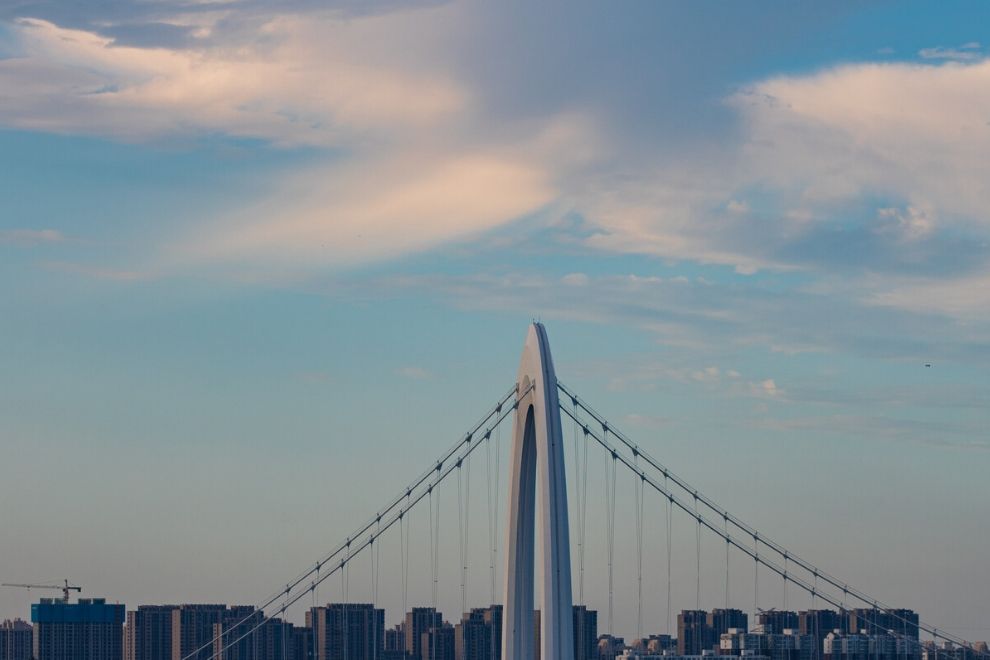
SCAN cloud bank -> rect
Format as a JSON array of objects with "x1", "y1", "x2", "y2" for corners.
[{"x1": 2, "y1": 7, "x2": 989, "y2": 327}]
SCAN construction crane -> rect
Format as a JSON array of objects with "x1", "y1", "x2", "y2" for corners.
[{"x1": 1, "y1": 579, "x2": 81, "y2": 603}]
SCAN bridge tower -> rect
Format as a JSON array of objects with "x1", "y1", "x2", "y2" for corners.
[{"x1": 502, "y1": 323, "x2": 574, "y2": 660}]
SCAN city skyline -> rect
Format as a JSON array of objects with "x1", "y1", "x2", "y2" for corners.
[
  {"x1": 1, "y1": 0, "x2": 988, "y2": 652},
  {"x1": 8, "y1": 598, "x2": 977, "y2": 660}
]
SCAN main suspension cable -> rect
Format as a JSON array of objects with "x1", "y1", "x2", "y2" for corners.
[
  {"x1": 559, "y1": 401, "x2": 990, "y2": 657},
  {"x1": 559, "y1": 383, "x2": 982, "y2": 651},
  {"x1": 181, "y1": 385, "x2": 518, "y2": 660},
  {"x1": 196, "y1": 387, "x2": 525, "y2": 660}
]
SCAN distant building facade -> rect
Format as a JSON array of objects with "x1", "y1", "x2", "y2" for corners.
[
  {"x1": 1, "y1": 619, "x2": 33, "y2": 660},
  {"x1": 757, "y1": 613, "x2": 799, "y2": 636},
  {"x1": 32, "y1": 598, "x2": 125, "y2": 660},
  {"x1": 709, "y1": 612, "x2": 749, "y2": 640},
  {"x1": 454, "y1": 608, "x2": 499, "y2": 660},
  {"x1": 618, "y1": 652, "x2": 768, "y2": 660},
  {"x1": 846, "y1": 610, "x2": 918, "y2": 641},
  {"x1": 404, "y1": 611, "x2": 441, "y2": 660},
  {"x1": 598, "y1": 636, "x2": 625, "y2": 660},
  {"x1": 679, "y1": 612, "x2": 710, "y2": 656},
  {"x1": 213, "y1": 615, "x2": 293, "y2": 660},
  {"x1": 292, "y1": 626, "x2": 314, "y2": 660},
  {"x1": 419, "y1": 625, "x2": 453, "y2": 660},
  {"x1": 572, "y1": 607, "x2": 598, "y2": 660},
  {"x1": 721, "y1": 627, "x2": 813, "y2": 660},
  {"x1": 383, "y1": 625, "x2": 405, "y2": 660},
  {"x1": 799, "y1": 611, "x2": 845, "y2": 659},
  {"x1": 824, "y1": 631, "x2": 918, "y2": 660},
  {"x1": 125, "y1": 606, "x2": 175, "y2": 660},
  {"x1": 308, "y1": 605, "x2": 383, "y2": 660},
  {"x1": 170, "y1": 605, "x2": 232, "y2": 660}
]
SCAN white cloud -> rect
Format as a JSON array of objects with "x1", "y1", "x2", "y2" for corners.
[
  {"x1": 177, "y1": 149, "x2": 554, "y2": 268},
  {"x1": 622, "y1": 413, "x2": 672, "y2": 430},
  {"x1": 5, "y1": 8, "x2": 990, "y2": 328},
  {"x1": 570, "y1": 56, "x2": 990, "y2": 320},
  {"x1": 875, "y1": 204, "x2": 935, "y2": 241},
  {"x1": 731, "y1": 58, "x2": 990, "y2": 221},
  {"x1": 691, "y1": 366, "x2": 721, "y2": 383},
  {"x1": 867, "y1": 271, "x2": 990, "y2": 321},
  {"x1": 0, "y1": 11, "x2": 589, "y2": 269},
  {"x1": 0, "y1": 13, "x2": 466, "y2": 146},
  {"x1": 750, "y1": 378, "x2": 781, "y2": 398}
]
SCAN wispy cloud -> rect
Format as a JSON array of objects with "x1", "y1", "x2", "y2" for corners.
[
  {"x1": 295, "y1": 371, "x2": 332, "y2": 384},
  {"x1": 3, "y1": 7, "x2": 990, "y2": 333},
  {"x1": 621, "y1": 413, "x2": 673, "y2": 431},
  {"x1": 395, "y1": 366, "x2": 433, "y2": 380},
  {"x1": 177, "y1": 149, "x2": 555, "y2": 269},
  {"x1": 0, "y1": 13, "x2": 466, "y2": 146},
  {"x1": 574, "y1": 55, "x2": 990, "y2": 320},
  {"x1": 350, "y1": 271, "x2": 990, "y2": 366},
  {"x1": 749, "y1": 414, "x2": 990, "y2": 452},
  {"x1": 42, "y1": 261, "x2": 145, "y2": 281},
  {"x1": 918, "y1": 42, "x2": 982, "y2": 61},
  {"x1": 0, "y1": 10, "x2": 597, "y2": 271},
  {"x1": 0, "y1": 228, "x2": 65, "y2": 245}
]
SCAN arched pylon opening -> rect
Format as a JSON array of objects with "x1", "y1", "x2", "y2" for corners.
[{"x1": 502, "y1": 323, "x2": 574, "y2": 660}]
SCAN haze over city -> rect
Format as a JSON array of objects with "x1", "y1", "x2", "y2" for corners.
[{"x1": 0, "y1": 2, "x2": 987, "y2": 659}]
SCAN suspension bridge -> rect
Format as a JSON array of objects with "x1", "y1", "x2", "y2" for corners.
[{"x1": 179, "y1": 323, "x2": 986, "y2": 660}]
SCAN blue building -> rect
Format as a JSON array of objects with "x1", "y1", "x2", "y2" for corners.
[{"x1": 32, "y1": 598, "x2": 125, "y2": 660}]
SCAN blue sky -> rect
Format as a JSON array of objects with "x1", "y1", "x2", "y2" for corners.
[{"x1": 1, "y1": 0, "x2": 988, "y2": 643}]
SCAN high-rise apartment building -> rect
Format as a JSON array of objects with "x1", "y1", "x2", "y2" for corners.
[
  {"x1": 1, "y1": 619, "x2": 33, "y2": 660},
  {"x1": 481, "y1": 609, "x2": 500, "y2": 660},
  {"x1": 404, "y1": 610, "x2": 441, "y2": 660},
  {"x1": 171, "y1": 605, "x2": 230, "y2": 660},
  {"x1": 419, "y1": 626, "x2": 453, "y2": 660},
  {"x1": 533, "y1": 611, "x2": 540, "y2": 660},
  {"x1": 308, "y1": 604, "x2": 383, "y2": 660},
  {"x1": 210, "y1": 608, "x2": 263, "y2": 660},
  {"x1": 721, "y1": 626, "x2": 814, "y2": 660},
  {"x1": 126, "y1": 606, "x2": 176, "y2": 660},
  {"x1": 383, "y1": 626, "x2": 404, "y2": 660},
  {"x1": 454, "y1": 609, "x2": 499, "y2": 660},
  {"x1": 292, "y1": 625, "x2": 313, "y2": 660},
  {"x1": 799, "y1": 610, "x2": 846, "y2": 659},
  {"x1": 572, "y1": 607, "x2": 597, "y2": 660},
  {"x1": 847, "y1": 610, "x2": 918, "y2": 641},
  {"x1": 640, "y1": 635, "x2": 674, "y2": 655},
  {"x1": 758, "y1": 612, "x2": 799, "y2": 636},
  {"x1": 596, "y1": 635, "x2": 624, "y2": 660},
  {"x1": 127, "y1": 604, "x2": 290, "y2": 660},
  {"x1": 824, "y1": 631, "x2": 903, "y2": 660},
  {"x1": 709, "y1": 611, "x2": 748, "y2": 639},
  {"x1": 214, "y1": 616, "x2": 293, "y2": 660},
  {"x1": 678, "y1": 611, "x2": 710, "y2": 656},
  {"x1": 32, "y1": 598, "x2": 125, "y2": 660}
]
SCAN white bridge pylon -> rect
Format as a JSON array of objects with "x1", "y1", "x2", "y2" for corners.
[{"x1": 502, "y1": 323, "x2": 574, "y2": 660}]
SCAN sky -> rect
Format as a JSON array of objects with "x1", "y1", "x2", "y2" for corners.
[{"x1": 1, "y1": 0, "x2": 989, "y2": 644}]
